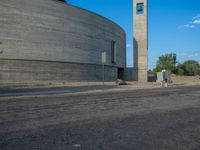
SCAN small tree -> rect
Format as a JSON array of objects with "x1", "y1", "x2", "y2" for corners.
[
  {"x1": 177, "y1": 63, "x2": 185, "y2": 76},
  {"x1": 153, "y1": 53, "x2": 176, "y2": 73},
  {"x1": 153, "y1": 65, "x2": 162, "y2": 73},
  {"x1": 182, "y1": 60, "x2": 200, "y2": 76},
  {"x1": 177, "y1": 68, "x2": 184, "y2": 76}
]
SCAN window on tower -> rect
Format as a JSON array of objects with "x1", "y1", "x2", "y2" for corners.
[{"x1": 136, "y1": 3, "x2": 144, "y2": 14}]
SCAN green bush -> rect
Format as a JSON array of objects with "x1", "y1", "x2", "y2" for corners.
[
  {"x1": 183, "y1": 60, "x2": 199, "y2": 76},
  {"x1": 177, "y1": 68, "x2": 184, "y2": 76},
  {"x1": 153, "y1": 53, "x2": 200, "y2": 76},
  {"x1": 153, "y1": 53, "x2": 176, "y2": 74}
]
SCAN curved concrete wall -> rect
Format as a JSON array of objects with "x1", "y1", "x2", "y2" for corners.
[{"x1": 0, "y1": 0, "x2": 126, "y2": 83}]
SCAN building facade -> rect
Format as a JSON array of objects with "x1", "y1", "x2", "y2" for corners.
[{"x1": 0, "y1": 0, "x2": 126, "y2": 84}]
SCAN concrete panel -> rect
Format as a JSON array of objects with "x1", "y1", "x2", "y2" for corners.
[
  {"x1": 0, "y1": 0, "x2": 126, "y2": 83},
  {"x1": 0, "y1": 59, "x2": 117, "y2": 84},
  {"x1": 133, "y1": 0, "x2": 148, "y2": 82}
]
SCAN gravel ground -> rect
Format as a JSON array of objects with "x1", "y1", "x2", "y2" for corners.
[{"x1": 0, "y1": 85, "x2": 200, "y2": 150}]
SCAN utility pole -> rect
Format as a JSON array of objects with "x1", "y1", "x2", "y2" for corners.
[
  {"x1": 102, "y1": 52, "x2": 106, "y2": 88},
  {"x1": 172, "y1": 53, "x2": 177, "y2": 74}
]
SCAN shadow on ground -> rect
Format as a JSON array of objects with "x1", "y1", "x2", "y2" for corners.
[{"x1": 0, "y1": 85, "x2": 116, "y2": 97}]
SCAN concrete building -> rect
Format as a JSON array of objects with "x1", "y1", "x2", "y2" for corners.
[
  {"x1": 0, "y1": 0, "x2": 126, "y2": 84},
  {"x1": 133, "y1": 0, "x2": 148, "y2": 82}
]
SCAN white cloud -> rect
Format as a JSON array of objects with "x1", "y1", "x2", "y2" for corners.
[
  {"x1": 193, "y1": 14, "x2": 200, "y2": 20},
  {"x1": 177, "y1": 51, "x2": 200, "y2": 58},
  {"x1": 193, "y1": 19, "x2": 200, "y2": 24},
  {"x1": 180, "y1": 14, "x2": 200, "y2": 29},
  {"x1": 188, "y1": 52, "x2": 199, "y2": 58},
  {"x1": 178, "y1": 52, "x2": 187, "y2": 56},
  {"x1": 183, "y1": 24, "x2": 196, "y2": 28},
  {"x1": 126, "y1": 44, "x2": 132, "y2": 48}
]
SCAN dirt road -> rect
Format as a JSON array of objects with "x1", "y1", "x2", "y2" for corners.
[{"x1": 0, "y1": 86, "x2": 200, "y2": 150}]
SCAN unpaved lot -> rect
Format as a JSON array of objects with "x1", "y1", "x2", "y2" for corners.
[{"x1": 0, "y1": 85, "x2": 200, "y2": 150}]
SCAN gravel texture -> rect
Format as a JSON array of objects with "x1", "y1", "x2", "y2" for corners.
[{"x1": 0, "y1": 85, "x2": 200, "y2": 150}]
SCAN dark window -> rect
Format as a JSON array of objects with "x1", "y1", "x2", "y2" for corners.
[
  {"x1": 111, "y1": 41, "x2": 116, "y2": 64},
  {"x1": 136, "y1": 3, "x2": 144, "y2": 14}
]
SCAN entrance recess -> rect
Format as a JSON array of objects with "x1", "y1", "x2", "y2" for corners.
[{"x1": 118, "y1": 68, "x2": 124, "y2": 80}]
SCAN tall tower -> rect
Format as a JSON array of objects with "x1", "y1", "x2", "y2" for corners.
[{"x1": 133, "y1": 0, "x2": 148, "y2": 82}]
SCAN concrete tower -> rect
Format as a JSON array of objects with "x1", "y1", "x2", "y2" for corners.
[{"x1": 133, "y1": 0, "x2": 148, "y2": 82}]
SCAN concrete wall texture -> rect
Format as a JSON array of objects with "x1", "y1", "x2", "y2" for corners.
[
  {"x1": 134, "y1": 0, "x2": 148, "y2": 82},
  {"x1": 0, "y1": 0, "x2": 126, "y2": 84}
]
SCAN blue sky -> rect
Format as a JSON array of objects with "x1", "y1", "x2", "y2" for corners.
[{"x1": 66, "y1": 0, "x2": 200, "y2": 69}]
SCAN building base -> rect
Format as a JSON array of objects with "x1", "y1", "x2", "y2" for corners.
[{"x1": 0, "y1": 59, "x2": 118, "y2": 84}]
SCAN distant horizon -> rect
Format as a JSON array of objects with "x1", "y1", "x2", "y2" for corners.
[{"x1": 66, "y1": 0, "x2": 200, "y2": 69}]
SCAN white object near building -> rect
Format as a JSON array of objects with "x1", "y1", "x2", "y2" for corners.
[
  {"x1": 102, "y1": 52, "x2": 106, "y2": 64},
  {"x1": 157, "y1": 70, "x2": 171, "y2": 87},
  {"x1": 101, "y1": 52, "x2": 107, "y2": 87}
]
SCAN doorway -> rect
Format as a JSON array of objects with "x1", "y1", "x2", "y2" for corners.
[{"x1": 118, "y1": 68, "x2": 124, "y2": 80}]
